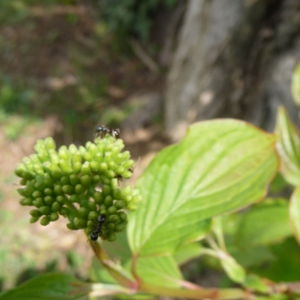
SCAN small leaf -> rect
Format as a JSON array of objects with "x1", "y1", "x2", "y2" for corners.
[
  {"x1": 256, "y1": 237, "x2": 300, "y2": 282},
  {"x1": 292, "y1": 63, "x2": 300, "y2": 106},
  {"x1": 0, "y1": 273, "x2": 86, "y2": 300},
  {"x1": 219, "y1": 251, "x2": 246, "y2": 284},
  {"x1": 243, "y1": 274, "x2": 269, "y2": 293},
  {"x1": 173, "y1": 242, "x2": 204, "y2": 265},
  {"x1": 290, "y1": 187, "x2": 300, "y2": 244},
  {"x1": 128, "y1": 120, "x2": 278, "y2": 256},
  {"x1": 235, "y1": 199, "x2": 292, "y2": 247},
  {"x1": 275, "y1": 107, "x2": 300, "y2": 186}
]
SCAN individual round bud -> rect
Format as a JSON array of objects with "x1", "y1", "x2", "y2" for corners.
[
  {"x1": 72, "y1": 161, "x2": 82, "y2": 173},
  {"x1": 80, "y1": 175, "x2": 91, "y2": 187},
  {"x1": 106, "y1": 170, "x2": 115, "y2": 178},
  {"x1": 99, "y1": 162, "x2": 108, "y2": 171},
  {"x1": 68, "y1": 144, "x2": 78, "y2": 153},
  {"x1": 30, "y1": 216, "x2": 40, "y2": 223},
  {"x1": 40, "y1": 206, "x2": 51, "y2": 214},
  {"x1": 86, "y1": 141, "x2": 97, "y2": 152},
  {"x1": 50, "y1": 212, "x2": 59, "y2": 221},
  {"x1": 32, "y1": 198, "x2": 44, "y2": 207},
  {"x1": 60, "y1": 176, "x2": 69, "y2": 185},
  {"x1": 17, "y1": 188, "x2": 29, "y2": 197},
  {"x1": 107, "y1": 206, "x2": 117, "y2": 214},
  {"x1": 54, "y1": 184, "x2": 62, "y2": 195},
  {"x1": 32, "y1": 191, "x2": 42, "y2": 198},
  {"x1": 44, "y1": 195, "x2": 54, "y2": 205},
  {"x1": 51, "y1": 202, "x2": 61, "y2": 212},
  {"x1": 20, "y1": 178, "x2": 28, "y2": 185},
  {"x1": 114, "y1": 200, "x2": 125, "y2": 209},
  {"x1": 74, "y1": 184, "x2": 84, "y2": 194},
  {"x1": 73, "y1": 217, "x2": 85, "y2": 228},
  {"x1": 68, "y1": 194, "x2": 79, "y2": 204},
  {"x1": 78, "y1": 207, "x2": 88, "y2": 217},
  {"x1": 15, "y1": 165, "x2": 25, "y2": 178},
  {"x1": 60, "y1": 207, "x2": 68, "y2": 216},
  {"x1": 59, "y1": 160, "x2": 72, "y2": 173},
  {"x1": 62, "y1": 185, "x2": 73, "y2": 194},
  {"x1": 88, "y1": 211, "x2": 98, "y2": 221},
  {"x1": 58, "y1": 145, "x2": 68, "y2": 158},
  {"x1": 108, "y1": 214, "x2": 119, "y2": 223},
  {"x1": 44, "y1": 187, "x2": 53, "y2": 195},
  {"x1": 30, "y1": 209, "x2": 41, "y2": 218},
  {"x1": 40, "y1": 216, "x2": 50, "y2": 226},
  {"x1": 90, "y1": 161, "x2": 99, "y2": 172},
  {"x1": 69, "y1": 174, "x2": 79, "y2": 185},
  {"x1": 20, "y1": 198, "x2": 32, "y2": 205},
  {"x1": 93, "y1": 192, "x2": 102, "y2": 203},
  {"x1": 66, "y1": 222, "x2": 77, "y2": 230},
  {"x1": 49, "y1": 165, "x2": 61, "y2": 179},
  {"x1": 104, "y1": 196, "x2": 113, "y2": 207},
  {"x1": 56, "y1": 195, "x2": 65, "y2": 203}
]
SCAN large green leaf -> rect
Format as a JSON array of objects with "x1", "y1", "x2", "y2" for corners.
[
  {"x1": 0, "y1": 273, "x2": 86, "y2": 300},
  {"x1": 275, "y1": 106, "x2": 300, "y2": 186},
  {"x1": 290, "y1": 187, "x2": 300, "y2": 244},
  {"x1": 128, "y1": 120, "x2": 278, "y2": 256}
]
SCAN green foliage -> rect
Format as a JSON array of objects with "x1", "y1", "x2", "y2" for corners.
[
  {"x1": 0, "y1": 77, "x2": 40, "y2": 140},
  {"x1": 0, "y1": 1, "x2": 29, "y2": 25},
  {"x1": 0, "y1": 77, "x2": 36, "y2": 115},
  {"x1": 0, "y1": 273, "x2": 86, "y2": 300},
  {"x1": 275, "y1": 106, "x2": 300, "y2": 186},
  {"x1": 98, "y1": 0, "x2": 178, "y2": 42},
  {"x1": 6, "y1": 109, "x2": 300, "y2": 299}
]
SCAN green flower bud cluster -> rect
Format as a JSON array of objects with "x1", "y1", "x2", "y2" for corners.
[{"x1": 15, "y1": 135, "x2": 140, "y2": 241}]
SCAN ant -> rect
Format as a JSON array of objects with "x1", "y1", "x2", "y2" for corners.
[
  {"x1": 95, "y1": 125, "x2": 120, "y2": 138},
  {"x1": 90, "y1": 214, "x2": 106, "y2": 241}
]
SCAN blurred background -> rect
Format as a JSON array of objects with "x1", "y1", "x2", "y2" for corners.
[{"x1": 0, "y1": 0, "x2": 299, "y2": 292}]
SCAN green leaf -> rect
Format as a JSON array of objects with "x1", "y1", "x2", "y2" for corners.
[
  {"x1": 173, "y1": 242, "x2": 204, "y2": 265},
  {"x1": 233, "y1": 245, "x2": 275, "y2": 268},
  {"x1": 243, "y1": 274, "x2": 269, "y2": 293},
  {"x1": 255, "y1": 237, "x2": 300, "y2": 282},
  {"x1": 292, "y1": 63, "x2": 300, "y2": 105},
  {"x1": 235, "y1": 199, "x2": 292, "y2": 247},
  {"x1": 290, "y1": 187, "x2": 300, "y2": 243},
  {"x1": 276, "y1": 106, "x2": 300, "y2": 186},
  {"x1": 219, "y1": 251, "x2": 246, "y2": 284},
  {"x1": 103, "y1": 231, "x2": 132, "y2": 264},
  {"x1": 128, "y1": 120, "x2": 278, "y2": 256},
  {"x1": 0, "y1": 273, "x2": 86, "y2": 300},
  {"x1": 136, "y1": 255, "x2": 183, "y2": 288}
]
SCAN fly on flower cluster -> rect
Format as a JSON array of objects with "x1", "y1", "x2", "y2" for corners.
[
  {"x1": 90, "y1": 215, "x2": 106, "y2": 241},
  {"x1": 95, "y1": 125, "x2": 120, "y2": 139}
]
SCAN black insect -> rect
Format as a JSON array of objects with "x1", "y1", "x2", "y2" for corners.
[
  {"x1": 90, "y1": 214, "x2": 106, "y2": 241},
  {"x1": 95, "y1": 125, "x2": 120, "y2": 138}
]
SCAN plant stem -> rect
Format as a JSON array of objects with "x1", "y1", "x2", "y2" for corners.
[{"x1": 89, "y1": 240, "x2": 138, "y2": 290}]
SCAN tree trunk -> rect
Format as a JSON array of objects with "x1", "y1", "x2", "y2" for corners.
[{"x1": 165, "y1": 0, "x2": 300, "y2": 140}]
